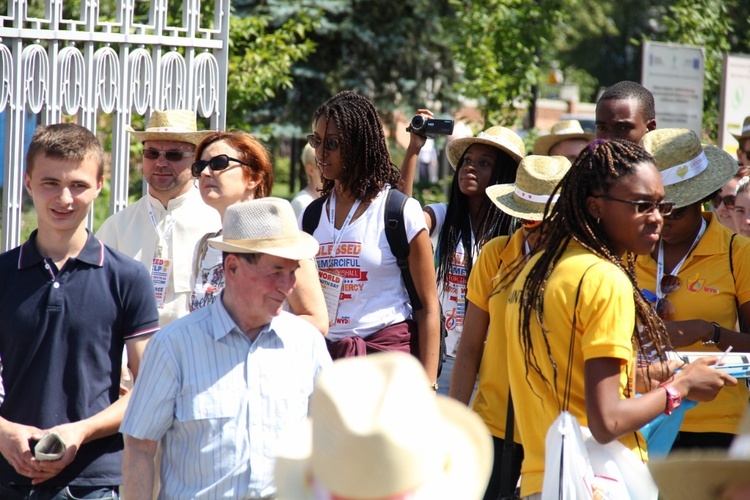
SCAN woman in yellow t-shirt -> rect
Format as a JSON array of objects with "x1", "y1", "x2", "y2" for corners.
[
  {"x1": 505, "y1": 139, "x2": 736, "y2": 498},
  {"x1": 449, "y1": 155, "x2": 571, "y2": 500}
]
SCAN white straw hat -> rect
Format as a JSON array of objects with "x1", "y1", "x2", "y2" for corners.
[
  {"x1": 126, "y1": 109, "x2": 212, "y2": 145},
  {"x1": 447, "y1": 125, "x2": 525, "y2": 169},
  {"x1": 533, "y1": 119, "x2": 594, "y2": 156},
  {"x1": 639, "y1": 128, "x2": 738, "y2": 208},
  {"x1": 274, "y1": 352, "x2": 494, "y2": 500},
  {"x1": 208, "y1": 198, "x2": 319, "y2": 260},
  {"x1": 485, "y1": 155, "x2": 571, "y2": 220},
  {"x1": 649, "y1": 411, "x2": 750, "y2": 499}
]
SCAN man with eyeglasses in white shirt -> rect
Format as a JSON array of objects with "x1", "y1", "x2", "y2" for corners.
[{"x1": 97, "y1": 109, "x2": 221, "y2": 328}]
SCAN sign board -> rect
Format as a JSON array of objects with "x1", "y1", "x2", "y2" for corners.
[
  {"x1": 642, "y1": 41, "x2": 705, "y2": 136},
  {"x1": 719, "y1": 53, "x2": 750, "y2": 153}
]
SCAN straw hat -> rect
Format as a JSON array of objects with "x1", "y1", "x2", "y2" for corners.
[
  {"x1": 485, "y1": 155, "x2": 571, "y2": 220},
  {"x1": 447, "y1": 125, "x2": 525, "y2": 169},
  {"x1": 731, "y1": 116, "x2": 750, "y2": 142},
  {"x1": 208, "y1": 198, "x2": 319, "y2": 260},
  {"x1": 274, "y1": 352, "x2": 493, "y2": 500},
  {"x1": 533, "y1": 120, "x2": 594, "y2": 155},
  {"x1": 649, "y1": 412, "x2": 750, "y2": 499},
  {"x1": 639, "y1": 128, "x2": 738, "y2": 208},
  {"x1": 126, "y1": 109, "x2": 212, "y2": 145}
]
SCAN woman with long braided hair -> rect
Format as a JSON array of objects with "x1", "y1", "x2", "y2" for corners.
[
  {"x1": 504, "y1": 139, "x2": 735, "y2": 498},
  {"x1": 302, "y1": 91, "x2": 441, "y2": 384}
]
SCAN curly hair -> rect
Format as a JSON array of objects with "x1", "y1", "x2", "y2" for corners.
[
  {"x1": 194, "y1": 131, "x2": 274, "y2": 198},
  {"x1": 436, "y1": 148, "x2": 518, "y2": 289},
  {"x1": 312, "y1": 91, "x2": 401, "y2": 203},
  {"x1": 513, "y1": 139, "x2": 671, "y2": 392}
]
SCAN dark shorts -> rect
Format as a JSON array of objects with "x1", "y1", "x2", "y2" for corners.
[{"x1": 0, "y1": 484, "x2": 118, "y2": 500}]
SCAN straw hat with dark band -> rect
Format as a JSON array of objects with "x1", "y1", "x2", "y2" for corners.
[
  {"x1": 649, "y1": 412, "x2": 750, "y2": 500},
  {"x1": 208, "y1": 198, "x2": 319, "y2": 261},
  {"x1": 485, "y1": 155, "x2": 572, "y2": 220},
  {"x1": 533, "y1": 119, "x2": 594, "y2": 156},
  {"x1": 446, "y1": 126, "x2": 525, "y2": 169},
  {"x1": 126, "y1": 109, "x2": 212, "y2": 146},
  {"x1": 731, "y1": 116, "x2": 750, "y2": 142},
  {"x1": 639, "y1": 128, "x2": 738, "y2": 209}
]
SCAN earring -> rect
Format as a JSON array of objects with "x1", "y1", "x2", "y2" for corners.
[{"x1": 596, "y1": 218, "x2": 601, "y2": 224}]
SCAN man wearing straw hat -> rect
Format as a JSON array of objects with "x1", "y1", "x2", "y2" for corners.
[
  {"x1": 97, "y1": 109, "x2": 221, "y2": 327},
  {"x1": 121, "y1": 198, "x2": 332, "y2": 499},
  {"x1": 732, "y1": 116, "x2": 750, "y2": 167},
  {"x1": 533, "y1": 119, "x2": 593, "y2": 163},
  {"x1": 595, "y1": 81, "x2": 656, "y2": 144}
]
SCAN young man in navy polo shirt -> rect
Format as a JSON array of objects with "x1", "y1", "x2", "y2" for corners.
[{"x1": 0, "y1": 123, "x2": 159, "y2": 499}]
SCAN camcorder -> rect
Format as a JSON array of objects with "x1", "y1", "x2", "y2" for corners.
[{"x1": 407, "y1": 115, "x2": 454, "y2": 139}]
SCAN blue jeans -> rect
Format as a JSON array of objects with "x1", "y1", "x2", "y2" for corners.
[{"x1": 0, "y1": 484, "x2": 118, "y2": 500}]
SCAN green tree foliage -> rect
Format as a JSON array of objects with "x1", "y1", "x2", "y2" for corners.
[
  {"x1": 660, "y1": 0, "x2": 742, "y2": 140},
  {"x1": 448, "y1": 0, "x2": 564, "y2": 127}
]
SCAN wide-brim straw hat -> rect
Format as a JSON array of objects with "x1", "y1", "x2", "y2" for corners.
[
  {"x1": 208, "y1": 198, "x2": 319, "y2": 261},
  {"x1": 731, "y1": 116, "x2": 750, "y2": 142},
  {"x1": 485, "y1": 155, "x2": 571, "y2": 220},
  {"x1": 447, "y1": 126, "x2": 525, "y2": 169},
  {"x1": 126, "y1": 109, "x2": 212, "y2": 145},
  {"x1": 640, "y1": 128, "x2": 738, "y2": 208},
  {"x1": 274, "y1": 352, "x2": 494, "y2": 500},
  {"x1": 533, "y1": 119, "x2": 594, "y2": 155},
  {"x1": 649, "y1": 412, "x2": 750, "y2": 500}
]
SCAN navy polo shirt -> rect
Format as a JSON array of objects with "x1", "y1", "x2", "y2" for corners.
[{"x1": 0, "y1": 230, "x2": 159, "y2": 486}]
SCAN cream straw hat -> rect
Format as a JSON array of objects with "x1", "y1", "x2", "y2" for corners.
[
  {"x1": 274, "y1": 352, "x2": 493, "y2": 500},
  {"x1": 639, "y1": 128, "x2": 738, "y2": 208},
  {"x1": 447, "y1": 125, "x2": 525, "y2": 168},
  {"x1": 208, "y1": 198, "x2": 319, "y2": 261},
  {"x1": 731, "y1": 116, "x2": 750, "y2": 143},
  {"x1": 533, "y1": 119, "x2": 594, "y2": 156},
  {"x1": 126, "y1": 109, "x2": 212, "y2": 145},
  {"x1": 649, "y1": 411, "x2": 750, "y2": 500},
  {"x1": 485, "y1": 155, "x2": 571, "y2": 220}
]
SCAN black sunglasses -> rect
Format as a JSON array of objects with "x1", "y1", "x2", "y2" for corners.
[
  {"x1": 306, "y1": 134, "x2": 340, "y2": 152},
  {"x1": 593, "y1": 195, "x2": 674, "y2": 216},
  {"x1": 712, "y1": 194, "x2": 736, "y2": 210},
  {"x1": 143, "y1": 148, "x2": 193, "y2": 162},
  {"x1": 191, "y1": 154, "x2": 250, "y2": 178}
]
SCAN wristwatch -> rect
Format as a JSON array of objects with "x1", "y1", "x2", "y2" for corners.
[
  {"x1": 659, "y1": 382, "x2": 682, "y2": 415},
  {"x1": 703, "y1": 321, "x2": 721, "y2": 346}
]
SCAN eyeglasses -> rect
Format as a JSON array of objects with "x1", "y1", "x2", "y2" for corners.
[
  {"x1": 712, "y1": 194, "x2": 736, "y2": 210},
  {"x1": 645, "y1": 274, "x2": 681, "y2": 322},
  {"x1": 593, "y1": 195, "x2": 674, "y2": 216},
  {"x1": 143, "y1": 148, "x2": 193, "y2": 162},
  {"x1": 663, "y1": 206, "x2": 689, "y2": 220},
  {"x1": 306, "y1": 134, "x2": 340, "y2": 152},
  {"x1": 191, "y1": 154, "x2": 250, "y2": 178}
]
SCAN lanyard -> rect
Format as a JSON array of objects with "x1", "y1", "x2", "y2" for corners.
[
  {"x1": 147, "y1": 201, "x2": 177, "y2": 258},
  {"x1": 329, "y1": 191, "x2": 361, "y2": 257},
  {"x1": 656, "y1": 217, "x2": 706, "y2": 298}
]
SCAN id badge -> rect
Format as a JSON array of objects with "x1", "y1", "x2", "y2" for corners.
[
  {"x1": 151, "y1": 257, "x2": 172, "y2": 309},
  {"x1": 318, "y1": 269, "x2": 343, "y2": 326}
]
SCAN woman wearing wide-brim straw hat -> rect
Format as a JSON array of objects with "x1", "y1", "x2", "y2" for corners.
[
  {"x1": 401, "y1": 115, "x2": 525, "y2": 377},
  {"x1": 448, "y1": 155, "x2": 571, "y2": 500},
  {"x1": 635, "y1": 128, "x2": 750, "y2": 452}
]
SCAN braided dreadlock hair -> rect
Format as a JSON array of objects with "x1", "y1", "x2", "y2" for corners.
[
  {"x1": 313, "y1": 91, "x2": 401, "y2": 204},
  {"x1": 515, "y1": 139, "x2": 671, "y2": 391},
  {"x1": 436, "y1": 148, "x2": 518, "y2": 289}
]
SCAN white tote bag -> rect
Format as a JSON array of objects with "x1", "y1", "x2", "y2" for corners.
[{"x1": 541, "y1": 411, "x2": 658, "y2": 500}]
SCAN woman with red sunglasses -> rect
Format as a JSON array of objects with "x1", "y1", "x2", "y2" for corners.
[
  {"x1": 188, "y1": 131, "x2": 328, "y2": 335},
  {"x1": 636, "y1": 128, "x2": 750, "y2": 452}
]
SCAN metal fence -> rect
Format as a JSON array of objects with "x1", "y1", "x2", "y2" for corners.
[{"x1": 0, "y1": 0, "x2": 230, "y2": 250}]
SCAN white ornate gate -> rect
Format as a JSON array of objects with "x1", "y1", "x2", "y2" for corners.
[{"x1": 0, "y1": 0, "x2": 230, "y2": 250}]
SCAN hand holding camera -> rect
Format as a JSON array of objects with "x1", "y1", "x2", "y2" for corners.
[{"x1": 406, "y1": 112, "x2": 454, "y2": 139}]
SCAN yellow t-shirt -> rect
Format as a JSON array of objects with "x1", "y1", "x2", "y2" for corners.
[
  {"x1": 635, "y1": 212, "x2": 750, "y2": 434},
  {"x1": 506, "y1": 240, "x2": 644, "y2": 497},
  {"x1": 467, "y1": 230, "x2": 524, "y2": 442}
]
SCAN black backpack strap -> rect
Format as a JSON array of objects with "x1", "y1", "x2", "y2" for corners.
[
  {"x1": 384, "y1": 189, "x2": 423, "y2": 311},
  {"x1": 301, "y1": 196, "x2": 327, "y2": 235}
]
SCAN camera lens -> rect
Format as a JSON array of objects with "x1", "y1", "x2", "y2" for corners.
[{"x1": 411, "y1": 115, "x2": 426, "y2": 129}]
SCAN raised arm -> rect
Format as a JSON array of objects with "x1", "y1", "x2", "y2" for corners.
[{"x1": 400, "y1": 109, "x2": 434, "y2": 197}]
